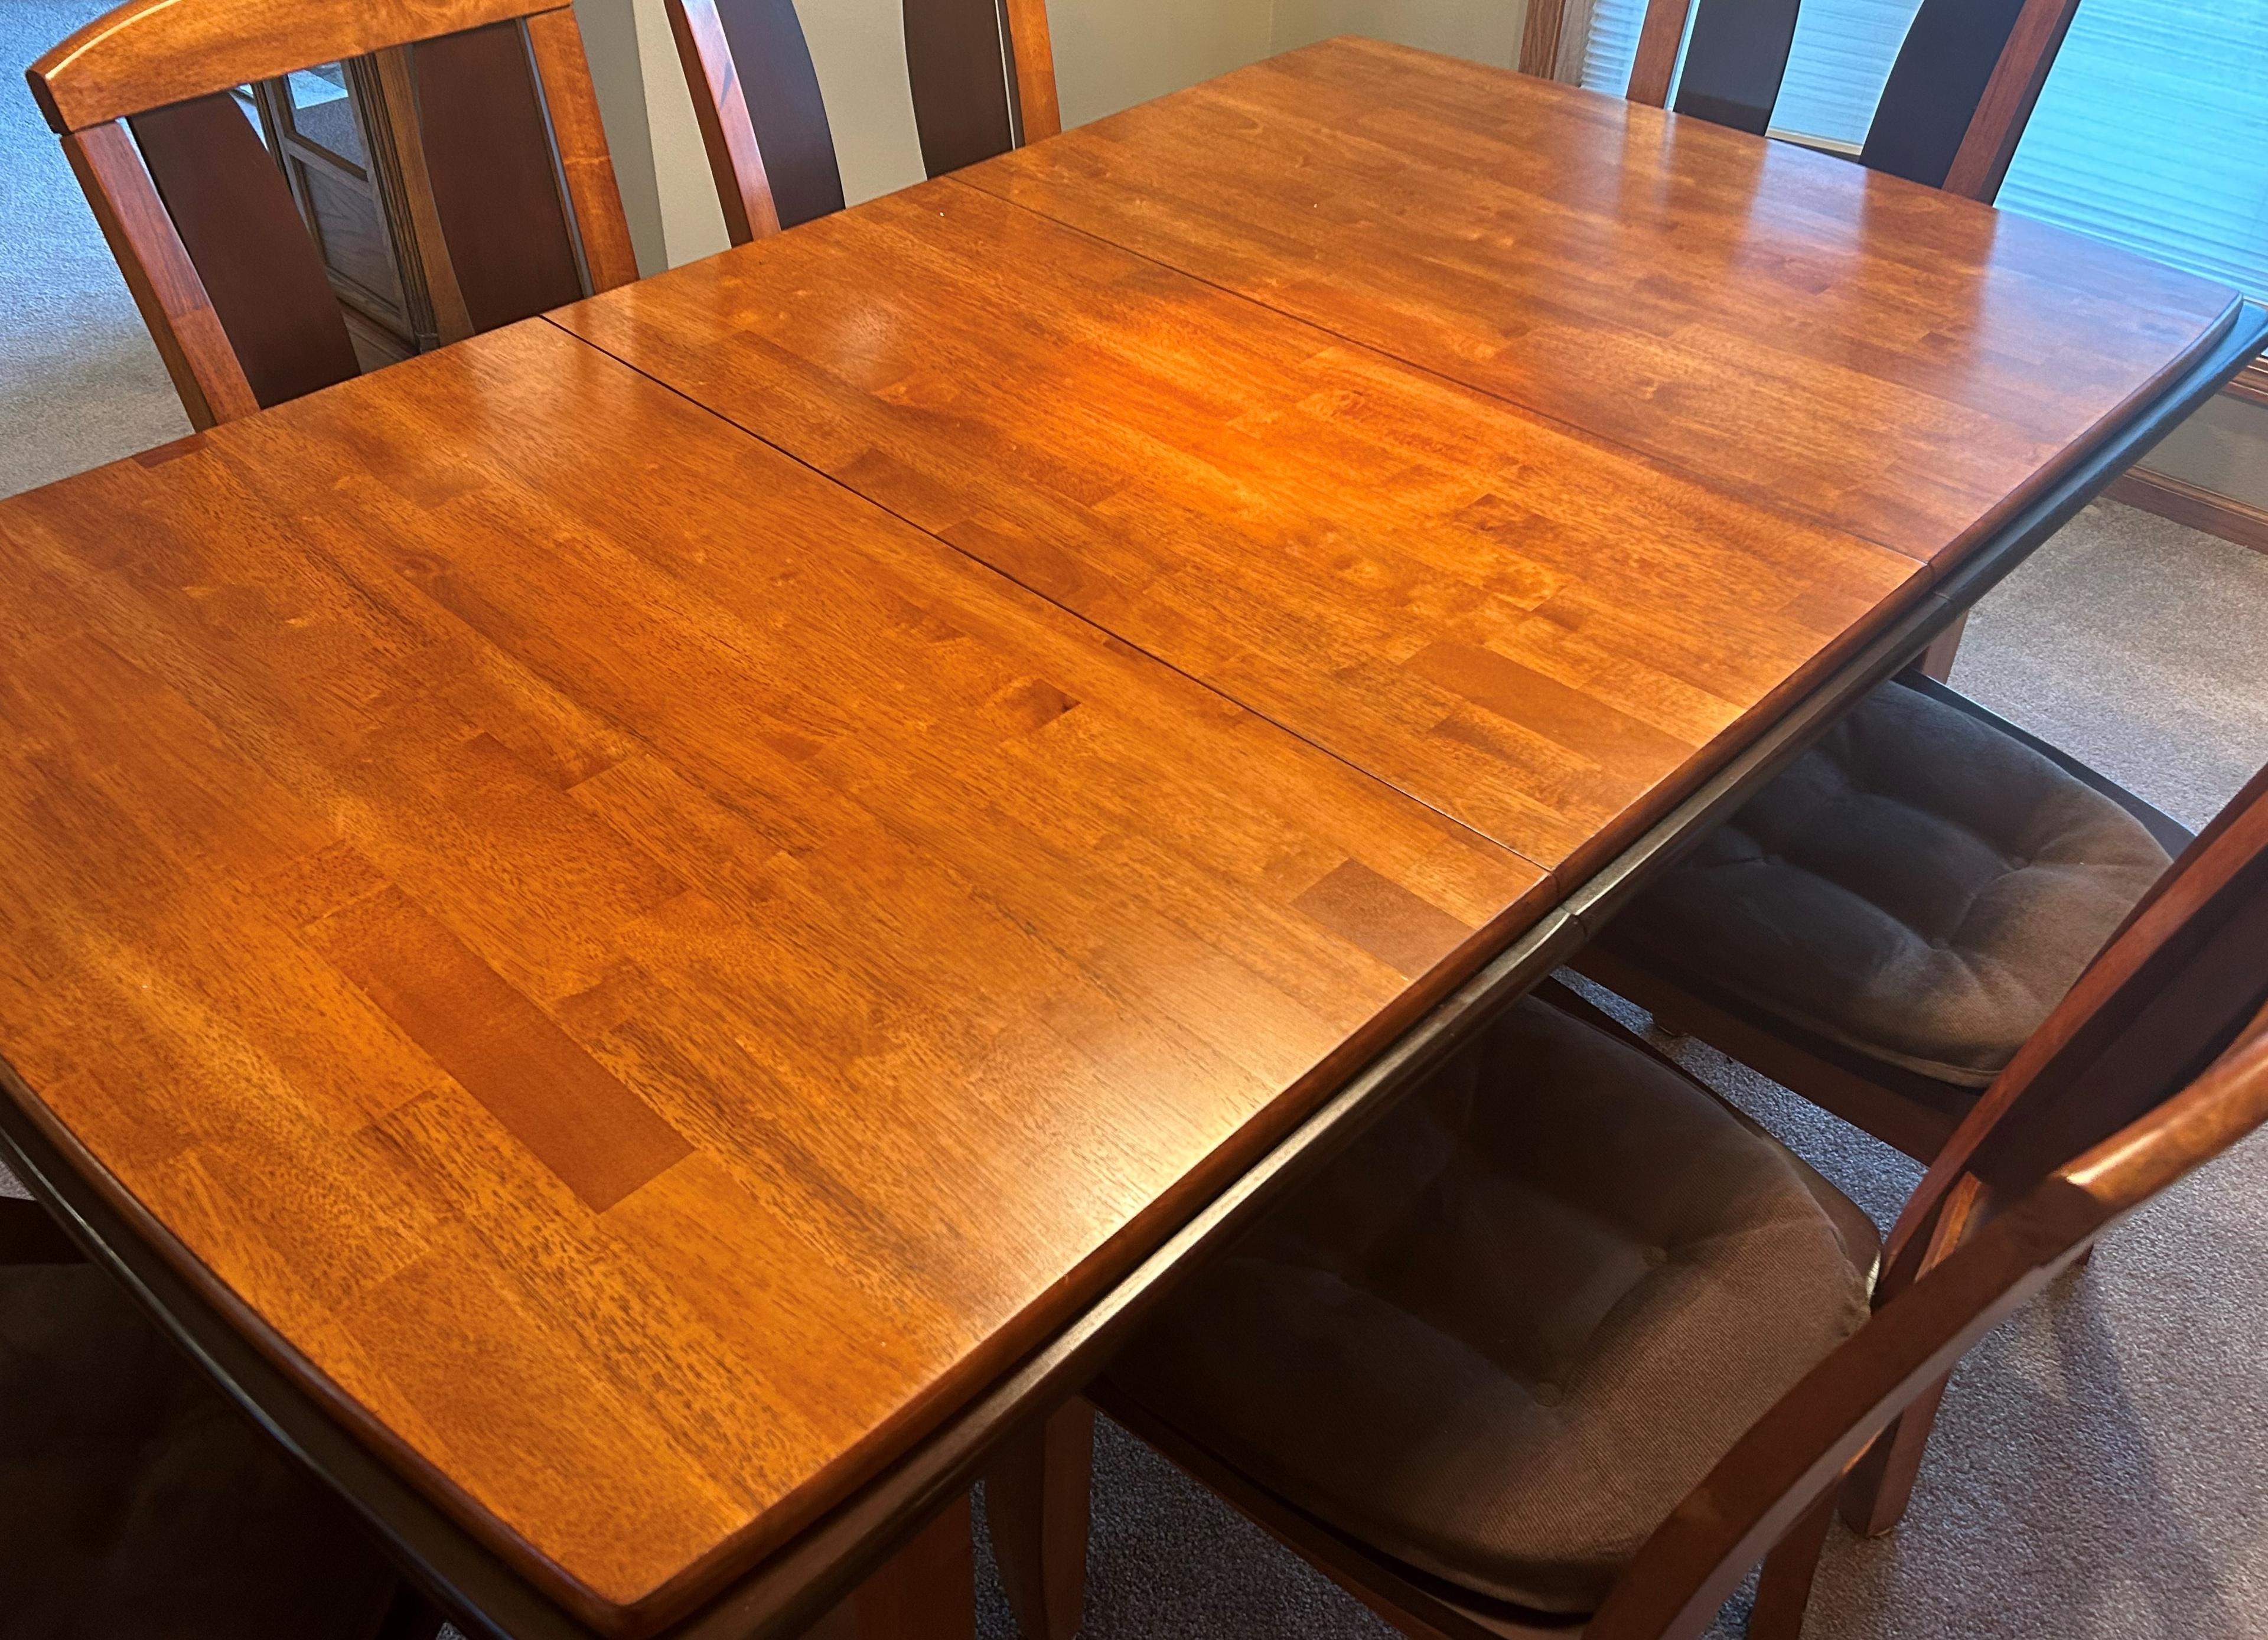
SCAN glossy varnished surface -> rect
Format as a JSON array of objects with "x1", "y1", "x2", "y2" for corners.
[
  {"x1": 0, "y1": 320, "x2": 1548, "y2": 1632},
  {"x1": 554, "y1": 181, "x2": 1925, "y2": 879},
  {"x1": 962, "y1": 37, "x2": 2241, "y2": 564}
]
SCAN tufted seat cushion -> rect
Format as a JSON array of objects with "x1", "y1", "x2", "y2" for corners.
[
  {"x1": 1106, "y1": 995, "x2": 1876, "y2": 1616},
  {"x1": 0, "y1": 1261, "x2": 402, "y2": 1640},
  {"x1": 1598, "y1": 680, "x2": 2174, "y2": 1087}
]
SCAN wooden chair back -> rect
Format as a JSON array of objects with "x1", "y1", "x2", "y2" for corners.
[
  {"x1": 666, "y1": 0, "x2": 1059, "y2": 247},
  {"x1": 25, "y1": 0, "x2": 639, "y2": 429},
  {"x1": 1588, "y1": 986, "x2": 2268, "y2": 1638},
  {"x1": 1627, "y1": 0, "x2": 2081, "y2": 200}
]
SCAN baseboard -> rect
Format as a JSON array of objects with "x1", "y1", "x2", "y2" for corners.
[{"x1": 2104, "y1": 468, "x2": 2268, "y2": 556}]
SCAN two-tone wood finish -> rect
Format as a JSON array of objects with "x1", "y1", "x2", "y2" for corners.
[
  {"x1": 25, "y1": 0, "x2": 637, "y2": 427},
  {"x1": 963, "y1": 39, "x2": 2242, "y2": 569},
  {"x1": 0, "y1": 318, "x2": 1547, "y2": 1635},
  {"x1": 663, "y1": 0, "x2": 1061, "y2": 250},
  {"x1": 553, "y1": 180, "x2": 1926, "y2": 885}
]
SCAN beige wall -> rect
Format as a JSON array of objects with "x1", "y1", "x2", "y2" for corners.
[
  {"x1": 1270, "y1": 0, "x2": 1527, "y2": 66},
  {"x1": 1051, "y1": 0, "x2": 1276, "y2": 129},
  {"x1": 581, "y1": 0, "x2": 1282, "y2": 269}
]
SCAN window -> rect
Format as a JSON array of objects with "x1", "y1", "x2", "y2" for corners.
[
  {"x1": 1997, "y1": 2, "x2": 2268, "y2": 301},
  {"x1": 1576, "y1": 0, "x2": 2268, "y2": 301}
]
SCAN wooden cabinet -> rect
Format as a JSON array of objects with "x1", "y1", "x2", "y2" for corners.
[{"x1": 234, "y1": 59, "x2": 461, "y2": 369}]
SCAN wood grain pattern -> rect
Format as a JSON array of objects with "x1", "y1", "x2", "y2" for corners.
[
  {"x1": 553, "y1": 180, "x2": 1925, "y2": 882},
  {"x1": 961, "y1": 38, "x2": 2243, "y2": 567},
  {"x1": 0, "y1": 318, "x2": 1547, "y2": 1635},
  {"x1": 524, "y1": 5, "x2": 640, "y2": 293},
  {"x1": 1002, "y1": 0, "x2": 1060, "y2": 143},
  {"x1": 1629, "y1": 0, "x2": 1688, "y2": 105}
]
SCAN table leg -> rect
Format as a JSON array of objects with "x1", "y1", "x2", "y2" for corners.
[
  {"x1": 984, "y1": 1398, "x2": 1095, "y2": 1640},
  {"x1": 809, "y1": 1492, "x2": 975, "y2": 1640}
]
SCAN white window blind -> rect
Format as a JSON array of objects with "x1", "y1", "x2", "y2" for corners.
[
  {"x1": 1997, "y1": 1, "x2": 2268, "y2": 300},
  {"x1": 1575, "y1": 0, "x2": 2268, "y2": 300},
  {"x1": 1767, "y1": 0, "x2": 1921, "y2": 150},
  {"x1": 1579, "y1": 0, "x2": 1649, "y2": 94}
]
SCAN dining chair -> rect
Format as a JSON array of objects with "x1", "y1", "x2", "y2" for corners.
[
  {"x1": 1835, "y1": 752, "x2": 2268, "y2": 1535},
  {"x1": 989, "y1": 764, "x2": 2268, "y2": 1640},
  {"x1": 1628, "y1": 0, "x2": 2078, "y2": 197},
  {"x1": 24, "y1": 0, "x2": 640, "y2": 431},
  {"x1": 663, "y1": 0, "x2": 1059, "y2": 244},
  {"x1": 0, "y1": 1196, "x2": 449, "y2": 1639},
  {"x1": 1573, "y1": 674, "x2": 2199, "y2": 1163}
]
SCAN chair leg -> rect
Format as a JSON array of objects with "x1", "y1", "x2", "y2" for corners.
[
  {"x1": 984, "y1": 1398, "x2": 1094, "y2": 1640},
  {"x1": 1912, "y1": 612, "x2": 1969, "y2": 683},
  {"x1": 811, "y1": 1492, "x2": 976, "y2": 1640},
  {"x1": 1747, "y1": 1489, "x2": 1835, "y2": 1640},
  {"x1": 1838, "y1": 1371, "x2": 1952, "y2": 1538}
]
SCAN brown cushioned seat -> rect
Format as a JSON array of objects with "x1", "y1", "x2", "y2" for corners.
[
  {"x1": 0, "y1": 1261, "x2": 403, "y2": 1640},
  {"x1": 1597, "y1": 679, "x2": 2174, "y2": 1087},
  {"x1": 1106, "y1": 995, "x2": 1877, "y2": 1616}
]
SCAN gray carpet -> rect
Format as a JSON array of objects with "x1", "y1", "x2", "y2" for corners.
[
  {"x1": 0, "y1": 0, "x2": 188, "y2": 500},
  {"x1": 5, "y1": 2, "x2": 2267, "y2": 1630}
]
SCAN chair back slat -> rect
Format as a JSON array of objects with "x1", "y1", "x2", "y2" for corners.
[
  {"x1": 27, "y1": 0, "x2": 637, "y2": 428},
  {"x1": 127, "y1": 93, "x2": 361, "y2": 409},
  {"x1": 717, "y1": 0, "x2": 845, "y2": 230},
  {"x1": 523, "y1": 6, "x2": 641, "y2": 292},
  {"x1": 1002, "y1": 0, "x2": 1060, "y2": 142},
  {"x1": 667, "y1": 0, "x2": 1058, "y2": 249},
  {"x1": 1861, "y1": 0, "x2": 2080, "y2": 200},
  {"x1": 1672, "y1": 0, "x2": 1801, "y2": 135},
  {"x1": 410, "y1": 20, "x2": 594, "y2": 332},
  {"x1": 905, "y1": 0, "x2": 1022, "y2": 177},
  {"x1": 1628, "y1": 0, "x2": 1691, "y2": 107},
  {"x1": 1625, "y1": 0, "x2": 2080, "y2": 206},
  {"x1": 61, "y1": 119, "x2": 259, "y2": 428}
]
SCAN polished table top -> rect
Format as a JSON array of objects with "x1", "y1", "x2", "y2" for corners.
[
  {"x1": 960, "y1": 38, "x2": 2243, "y2": 566},
  {"x1": 0, "y1": 34, "x2": 2244, "y2": 1640}
]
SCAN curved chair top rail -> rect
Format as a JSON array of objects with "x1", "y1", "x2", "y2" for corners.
[
  {"x1": 27, "y1": 0, "x2": 637, "y2": 431},
  {"x1": 1589, "y1": 996, "x2": 2268, "y2": 1640},
  {"x1": 27, "y1": 0, "x2": 569, "y2": 132}
]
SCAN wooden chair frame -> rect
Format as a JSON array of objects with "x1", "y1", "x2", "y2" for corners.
[
  {"x1": 992, "y1": 986, "x2": 2268, "y2": 1640},
  {"x1": 989, "y1": 760, "x2": 2268, "y2": 1640},
  {"x1": 666, "y1": 0, "x2": 1060, "y2": 248},
  {"x1": 1625, "y1": 0, "x2": 2081, "y2": 203},
  {"x1": 25, "y1": 0, "x2": 638, "y2": 429}
]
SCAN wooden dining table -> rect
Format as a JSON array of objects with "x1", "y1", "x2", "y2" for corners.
[{"x1": 1, "y1": 34, "x2": 2259, "y2": 1640}]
